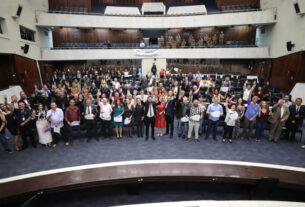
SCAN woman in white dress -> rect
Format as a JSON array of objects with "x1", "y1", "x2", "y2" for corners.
[{"x1": 34, "y1": 103, "x2": 53, "y2": 147}]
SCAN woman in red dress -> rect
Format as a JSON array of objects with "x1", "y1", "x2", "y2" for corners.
[{"x1": 155, "y1": 96, "x2": 166, "y2": 136}]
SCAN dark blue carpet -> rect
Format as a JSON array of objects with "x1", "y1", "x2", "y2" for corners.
[{"x1": 1, "y1": 124, "x2": 305, "y2": 179}]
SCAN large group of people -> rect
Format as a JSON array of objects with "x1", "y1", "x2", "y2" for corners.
[{"x1": 0, "y1": 65, "x2": 304, "y2": 154}]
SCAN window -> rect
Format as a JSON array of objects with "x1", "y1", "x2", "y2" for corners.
[
  {"x1": 20, "y1": 25, "x2": 35, "y2": 42},
  {"x1": 0, "y1": 18, "x2": 4, "y2": 34}
]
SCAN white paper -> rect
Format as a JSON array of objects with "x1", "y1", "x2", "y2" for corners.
[
  {"x1": 191, "y1": 115, "x2": 200, "y2": 121},
  {"x1": 220, "y1": 86, "x2": 229, "y2": 92},
  {"x1": 211, "y1": 111, "x2": 220, "y2": 118},
  {"x1": 114, "y1": 116, "x2": 122, "y2": 122},
  {"x1": 54, "y1": 126, "x2": 60, "y2": 134},
  {"x1": 71, "y1": 121, "x2": 80, "y2": 126},
  {"x1": 181, "y1": 117, "x2": 189, "y2": 122},
  {"x1": 85, "y1": 114, "x2": 94, "y2": 120}
]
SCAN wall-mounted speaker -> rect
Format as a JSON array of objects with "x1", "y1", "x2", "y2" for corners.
[
  {"x1": 16, "y1": 5, "x2": 23, "y2": 16},
  {"x1": 21, "y1": 44, "x2": 29, "y2": 54},
  {"x1": 294, "y1": 3, "x2": 300, "y2": 14},
  {"x1": 286, "y1": 41, "x2": 295, "y2": 52}
]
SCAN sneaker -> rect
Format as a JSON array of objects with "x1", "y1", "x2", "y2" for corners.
[
  {"x1": 65, "y1": 142, "x2": 69, "y2": 146},
  {"x1": 6, "y1": 149, "x2": 13, "y2": 154},
  {"x1": 301, "y1": 145, "x2": 305, "y2": 149},
  {"x1": 186, "y1": 138, "x2": 190, "y2": 142},
  {"x1": 195, "y1": 139, "x2": 200, "y2": 142},
  {"x1": 52, "y1": 144, "x2": 57, "y2": 148}
]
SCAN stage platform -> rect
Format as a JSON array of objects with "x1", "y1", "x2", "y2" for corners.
[{"x1": 1, "y1": 127, "x2": 305, "y2": 179}]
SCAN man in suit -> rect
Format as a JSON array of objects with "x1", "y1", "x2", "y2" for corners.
[
  {"x1": 165, "y1": 96, "x2": 176, "y2": 138},
  {"x1": 144, "y1": 96, "x2": 156, "y2": 140},
  {"x1": 268, "y1": 99, "x2": 290, "y2": 143},
  {"x1": 84, "y1": 98, "x2": 99, "y2": 142},
  {"x1": 285, "y1": 98, "x2": 305, "y2": 142}
]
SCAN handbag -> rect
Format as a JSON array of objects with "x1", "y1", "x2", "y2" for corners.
[
  {"x1": 42, "y1": 125, "x2": 51, "y2": 133},
  {"x1": 114, "y1": 116, "x2": 122, "y2": 122},
  {"x1": 124, "y1": 118, "x2": 131, "y2": 125}
]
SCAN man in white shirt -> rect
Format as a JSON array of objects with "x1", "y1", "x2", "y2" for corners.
[
  {"x1": 84, "y1": 98, "x2": 98, "y2": 142},
  {"x1": 137, "y1": 90, "x2": 148, "y2": 103},
  {"x1": 242, "y1": 80, "x2": 256, "y2": 103},
  {"x1": 47, "y1": 102, "x2": 64, "y2": 147},
  {"x1": 144, "y1": 96, "x2": 156, "y2": 140},
  {"x1": 283, "y1": 95, "x2": 293, "y2": 107},
  {"x1": 98, "y1": 96, "x2": 113, "y2": 138},
  {"x1": 112, "y1": 78, "x2": 121, "y2": 90}
]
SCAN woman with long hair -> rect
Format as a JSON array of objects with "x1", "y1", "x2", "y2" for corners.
[
  {"x1": 113, "y1": 99, "x2": 124, "y2": 138},
  {"x1": 124, "y1": 99, "x2": 134, "y2": 137},
  {"x1": 0, "y1": 104, "x2": 20, "y2": 151},
  {"x1": 232, "y1": 97, "x2": 245, "y2": 139},
  {"x1": 155, "y1": 96, "x2": 166, "y2": 136},
  {"x1": 134, "y1": 98, "x2": 145, "y2": 137},
  {"x1": 253, "y1": 101, "x2": 271, "y2": 142},
  {"x1": 33, "y1": 103, "x2": 52, "y2": 147}
]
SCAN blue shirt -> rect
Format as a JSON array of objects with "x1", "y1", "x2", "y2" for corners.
[
  {"x1": 245, "y1": 100, "x2": 259, "y2": 120},
  {"x1": 207, "y1": 104, "x2": 223, "y2": 121}
]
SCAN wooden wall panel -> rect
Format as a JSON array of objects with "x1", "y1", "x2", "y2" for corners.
[
  {"x1": 270, "y1": 51, "x2": 305, "y2": 93},
  {"x1": 215, "y1": 0, "x2": 260, "y2": 10},
  {"x1": 49, "y1": 0, "x2": 91, "y2": 12},
  {"x1": 52, "y1": 28, "x2": 142, "y2": 47},
  {"x1": 0, "y1": 55, "x2": 16, "y2": 90},
  {"x1": 167, "y1": 26, "x2": 256, "y2": 43},
  {"x1": 13, "y1": 55, "x2": 42, "y2": 95}
]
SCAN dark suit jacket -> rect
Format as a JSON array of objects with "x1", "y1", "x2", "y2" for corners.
[
  {"x1": 84, "y1": 104, "x2": 98, "y2": 120},
  {"x1": 144, "y1": 101, "x2": 156, "y2": 117},
  {"x1": 288, "y1": 104, "x2": 305, "y2": 125},
  {"x1": 165, "y1": 98, "x2": 176, "y2": 118}
]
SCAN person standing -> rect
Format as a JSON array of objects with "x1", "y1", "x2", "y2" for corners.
[
  {"x1": 223, "y1": 98, "x2": 239, "y2": 143},
  {"x1": 242, "y1": 80, "x2": 256, "y2": 104},
  {"x1": 34, "y1": 103, "x2": 52, "y2": 147},
  {"x1": 268, "y1": 99, "x2": 290, "y2": 143},
  {"x1": 155, "y1": 97, "x2": 166, "y2": 137},
  {"x1": 187, "y1": 99, "x2": 204, "y2": 142},
  {"x1": 253, "y1": 101, "x2": 271, "y2": 142},
  {"x1": 134, "y1": 98, "x2": 145, "y2": 137},
  {"x1": 232, "y1": 97, "x2": 245, "y2": 139},
  {"x1": 113, "y1": 99, "x2": 124, "y2": 138},
  {"x1": 124, "y1": 99, "x2": 134, "y2": 137},
  {"x1": 241, "y1": 90, "x2": 259, "y2": 141},
  {"x1": 144, "y1": 96, "x2": 156, "y2": 140},
  {"x1": 65, "y1": 99, "x2": 82, "y2": 145},
  {"x1": 98, "y1": 97, "x2": 113, "y2": 139},
  {"x1": 84, "y1": 98, "x2": 98, "y2": 142},
  {"x1": 47, "y1": 102, "x2": 64, "y2": 148},
  {"x1": 176, "y1": 97, "x2": 190, "y2": 139},
  {"x1": 205, "y1": 97, "x2": 223, "y2": 141},
  {"x1": 285, "y1": 98, "x2": 305, "y2": 142},
  {"x1": 0, "y1": 112, "x2": 12, "y2": 153},
  {"x1": 165, "y1": 95, "x2": 176, "y2": 138},
  {"x1": 15, "y1": 101, "x2": 36, "y2": 149}
]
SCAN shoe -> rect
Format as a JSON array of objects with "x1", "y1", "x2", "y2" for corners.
[
  {"x1": 165, "y1": 133, "x2": 169, "y2": 136},
  {"x1": 65, "y1": 142, "x2": 69, "y2": 146},
  {"x1": 222, "y1": 139, "x2": 226, "y2": 143},
  {"x1": 52, "y1": 144, "x2": 57, "y2": 148},
  {"x1": 301, "y1": 145, "x2": 305, "y2": 149},
  {"x1": 95, "y1": 137, "x2": 100, "y2": 141},
  {"x1": 213, "y1": 137, "x2": 218, "y2": 141},
  {"x1": 170, "y1": 134, "x2": 173, "y2": 138},
  {"x1": 186, "y1": 138, "x2": 190, "y2": 142},
  {"x1": 182, "y1": 135, "x2": 186, "y2": 139},
  {"x1": 79, "y1": 139, "x2": 84, "y2": 142},
  {"x1": 145, "y1": 136, "x2": 148, "y2": 141},
  {"x1": 152, "y1": 136, "x2": 156, "y2": 140},
  {"x1": 6, "y1": 149, "x2": 13, "y2": 154},
  {"x1": 195, "y1": 139, "x2": 200, "y2": 142},
  {"x1": 248, "y1": 137, "x2": 252, "y2": 141},
  {"x1": 274, "y1": 140, "x2": 279, "y2": 144},
  {"x1": 229, "y1": 139, "x2": 232, "y2": 143}
]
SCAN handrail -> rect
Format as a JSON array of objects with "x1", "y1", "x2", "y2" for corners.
[{"x1": 45, "y1": 8, "x2": 262, "y2": 17}]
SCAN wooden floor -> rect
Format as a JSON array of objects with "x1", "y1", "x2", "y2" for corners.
[{"x1": 1, "y1": 160, "x2": 305, "y2": 204}]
